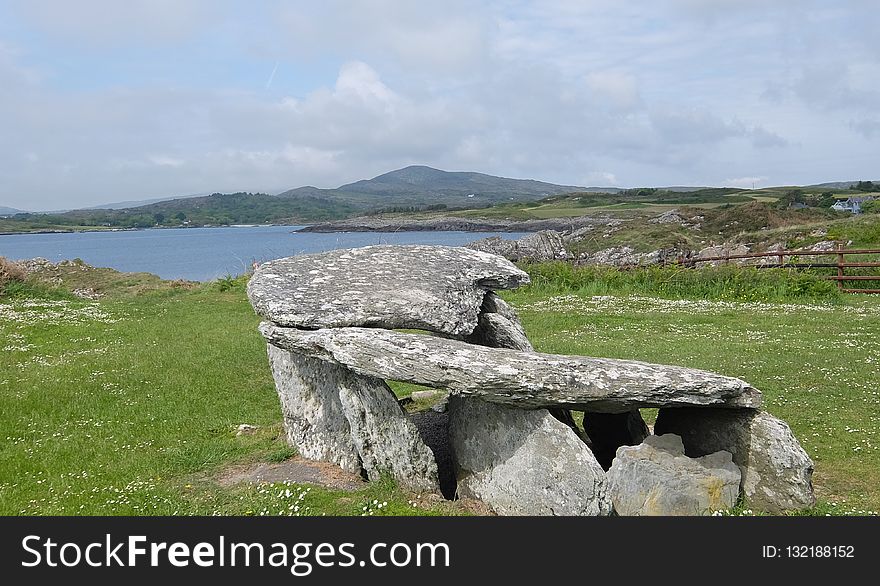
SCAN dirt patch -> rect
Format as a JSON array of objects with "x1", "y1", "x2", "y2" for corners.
[{"x1": 217, "y1": 457, "x2": 366, "y2": 491}]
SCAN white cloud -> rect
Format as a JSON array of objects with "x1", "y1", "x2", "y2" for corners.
[
  {"x1": 0, "y1": 0, "x2": 878, "y2": 209},
  {"x1": 725, "y1": 176, "x2": 768, "y2": 189},
  {"x1": 148, "y1": 155, "x2": 185, "y2": 168}
]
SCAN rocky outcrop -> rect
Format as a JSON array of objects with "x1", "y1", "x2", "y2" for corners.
[
  {"x1": 649, "y1": 209, "x2": 686, "y2": 224},
  {"x1": 607, "y1": 434, "x2": 741, "y2": 516},
  {"x1": 654, "y1": 408, "x2": 815, "y2": 512},
  {"x1": 577, "y1": 246, "x2": 681, "y2": 267},
  {"x1": 296, "y1": 215, "x2": 609, "y2": 234},
  {"x1": 259, "y1": 324, "x2": 763, "y2": 413},
  {"x1": 248, "y1": 245, "x2": 529, "y2": 336},
  {"x1": 466, "y1": 230, "x2": 570, "y2": 262},
  {"x1": 449, "y1": 396, "x2": 612, "y2": 516},
  {"x1": 693, "y1": 244, "x2": 752, "y2": 265}
]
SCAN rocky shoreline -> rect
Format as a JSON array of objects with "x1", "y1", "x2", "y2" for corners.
[{"x1": 295, "y1": 215, "x2": 612, "y2": 233}]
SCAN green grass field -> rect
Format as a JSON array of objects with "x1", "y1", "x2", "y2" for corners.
[{"x1": 1, "y1": 268, "x2": 878, "y2": 516}]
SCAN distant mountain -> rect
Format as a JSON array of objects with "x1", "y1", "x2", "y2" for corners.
[
  {"x1": 277, "y1": 165, "x2": 617, "y2": 208},
  {"x1": 807, "y1": 180, "x2": 880, "y2": 190},
  {"x1": 0, "y1": 206, "x2": 25, "y2": 216}
]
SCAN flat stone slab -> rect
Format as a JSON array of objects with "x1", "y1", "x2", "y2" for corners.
[
  {"x1": 248, "y1": 245, "x2": 530, "y2": 336},
  {"x1": 261, "y1": 324, "x2": 762, "y2": 413}
]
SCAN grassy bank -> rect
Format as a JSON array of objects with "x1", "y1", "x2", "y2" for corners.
[
  {"x1": 522, "y1": 262, "x2": 843, "y2": 303},
  {"x1": 1, "y1": 264, "x2": 878, "y2": 515}
]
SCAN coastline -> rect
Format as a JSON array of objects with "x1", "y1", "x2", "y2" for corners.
[
  {"x1": 0, "y1": 223, "x2": 291, "y2": 237},
  {"x1": 296, "y1": 215, "x2": 610, "y2": 234}
]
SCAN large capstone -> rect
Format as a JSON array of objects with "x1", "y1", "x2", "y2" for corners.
[
  {"x1": 248, "y1": 245, "x2": 529, "y2": 336},
  {"x1": 448, "y1": 395, "x2": 612, "y2": 516},
  {"x1": 654, "y1": 408, "x2": 815, "y2": 513},
  {"x1": 267, "y1": 344, "x2": 439, "y2": 493},
  {"x1": 260, "y1": 324, "x2": 763, "y2": 413},
  {"x1": 607, "y1": 434, "x2": 741, "y2": 516}
]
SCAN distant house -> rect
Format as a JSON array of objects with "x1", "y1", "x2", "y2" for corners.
[{"x1": 832, "y1": 195, "x2": 878, "y2": 214}]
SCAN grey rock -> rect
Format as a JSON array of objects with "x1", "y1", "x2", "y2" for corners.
[
  {"x1": 448, "y1": 396, "x2": 612, "y2": 516},
  {"x1": 266, "y1": 344, "x2": 439, "y2": 492},
  {"x1": 248, "y1": 245, "x2": 529, "y2": 336},
  {"x1": 466, "y1": 230, "x2": 570, "y2": 262},
  {"x1": 649, "y1": 209, "x2": 685, "y2": 224},
  {"x1": 607, "y1": 434, "x2": 741, "y2": 516},
  {"x1": 654, "y1": 408, "x2": 815, "y2": 512},
  {"x1": 464, "y1": 299, "x2": 534, "y2": 351},
  {"x1": 236, "y1": 424, "x2": 258, "y2": 436},
  {"x1": 583, "y1": 410, "x2": 650, "y2": 470},
  {"x1": 563, "y1": 225, "x2": 596, "y2": 243},
  {"x1": 808, "y1": 240, "x2": 837, "y2": 252},
  {"x1": 260, "y1": 324, "x2": 763, "y2": 413},
  {"x1": 695, "y1": 244, "x2": 752, "y2": 265},
  {"x1": 336, "y1": 375, "x2": 440, "y2": 493}
]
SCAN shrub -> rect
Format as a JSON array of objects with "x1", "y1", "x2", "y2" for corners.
[{"x1": 0, "y1": 256, "x2": 27, "y2": 294}]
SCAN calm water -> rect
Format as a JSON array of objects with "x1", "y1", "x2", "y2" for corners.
[{"x1": 0, "y1": 225, "x2": 525, "y2": 281}]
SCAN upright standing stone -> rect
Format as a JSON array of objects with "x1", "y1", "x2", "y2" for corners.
[
  {"x1": 654, "y1": 408, "x2": 815, "y2": 513},
  {"x1": 449, "y1": 395, "x2": 612, "y2": 516},
  {"x1": 266, "y1": 344, "x2": 440, "y2": 493},
  {"x1": 266, "y1": 345, "x2": 362, "y2": 474}
]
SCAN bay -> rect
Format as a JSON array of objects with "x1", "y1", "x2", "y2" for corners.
[{"x1": 0, "y1": 225, "x2": 525, "y2": 282}]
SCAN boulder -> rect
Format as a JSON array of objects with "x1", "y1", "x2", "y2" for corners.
[
  {"x1": 448, "y1": 396, "x2": 612, "y2": 516},
  {"x1": 694, "y1": 244, "x2": 752, "y2": 266},
  {"x1": 266, "y1": 344, "x2": 439, "y2": 493},
  {"x1": 466, "y1": 230, "x2": 570, "y2": 262},
  {"x1": 649, "y1": 209, "x2": 685, "y2": 225},
  {"x1": 248, "y1": 245, "x2": 529, "y2": 336},
  {"x1": 464, "y1": 292, "x2": 534, "y2": 352},
  {"x1": 607, "y1": 434, "x2": 741, "y2": 516},
  {"x1": 260, "y1": 324, "x2": 763, "y2": 413},
  {"x1": 583, "y1": 410, "x2": 650, "y2": 470},
  {"x1": 654, "y1": 408, "x2": 815, "y2": 512}
]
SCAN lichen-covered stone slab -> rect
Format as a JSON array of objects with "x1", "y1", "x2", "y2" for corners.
[
  {"x1": 261, "y1": 324, "x2": 762, "y2": 413},
  {"x1": 448, "y1": 396, "x2": 612, "y2": 516},
  {"x1": 607, "y1": 434, "x2": 741, "y2": 516},
  {"x1": 248, "y1": 245, "x2": 530, "y2": 336},
  {"x1": 267, "y1": 345, "x2": 439, "y2": 493},
  {"x1": 654, "y1": 408, "x2": 814, "y2": 513}
]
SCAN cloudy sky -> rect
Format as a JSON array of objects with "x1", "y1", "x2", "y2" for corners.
[{"x1": 1, "y1": 0, "x2": 878, "y2": 211}]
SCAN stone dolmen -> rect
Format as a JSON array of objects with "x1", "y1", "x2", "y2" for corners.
[{"x1": 247, "y1": 245, "x2": 814, "y2": 515}]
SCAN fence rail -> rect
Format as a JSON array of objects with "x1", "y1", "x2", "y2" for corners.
[{"x1": 675, "y1": 245, "x2": 880, "y2": 294}]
